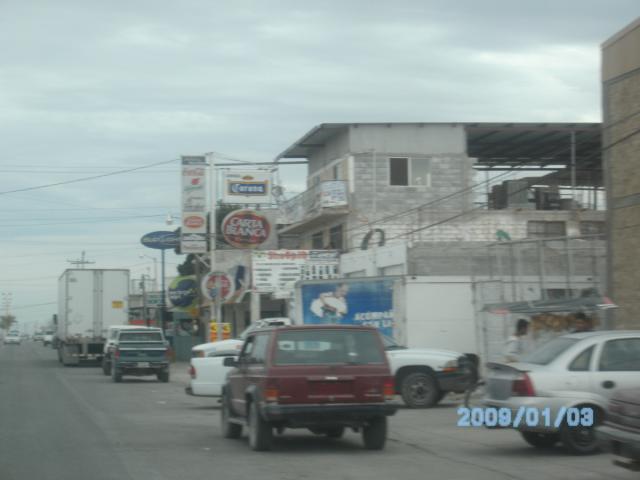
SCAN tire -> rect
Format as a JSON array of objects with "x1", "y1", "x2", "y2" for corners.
[
  {"x1": 521, "y1": 431, "x2": 559, "y2": 449},
  {"x1": 560, "y1": 422, "x2": 599, "y2": 455},
  {"x1": 248, "y1": 401, "x2": 272, "y2": 451},
  {"x1": 362, "y1": 416, "x2": 387, "y2": 450},
  {"x1": 157, "y1": 370, "x2": 170, "y2": 383},
  {"x1": 400, "y1": 372, "x2": 440, "y2": 408},
  {"x1": 102, "y1": 360, "x2": 110, "y2": 376},
  {"x1": 112, "y1": 365, "x2": 123, "y2": 383},
  {"x1": 326, "y1": 427, "x2": 345, "y2": 439},
  {"x1": 221, "y1": 393, "x2": 242, "y2": 439}
]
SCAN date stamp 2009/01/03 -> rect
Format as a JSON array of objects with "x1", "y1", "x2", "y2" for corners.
[{"x1": 457, "y1": 406, "x2": 594, "y2": 428}]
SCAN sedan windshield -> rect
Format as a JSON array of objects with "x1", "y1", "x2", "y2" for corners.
[{"x1": 521, "y1": 337, "x2": 580, "y2": 365}]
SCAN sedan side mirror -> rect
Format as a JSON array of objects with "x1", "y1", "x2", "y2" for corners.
[{"x1": 223, "y1": 356, "x2": 238, "y2": 367}]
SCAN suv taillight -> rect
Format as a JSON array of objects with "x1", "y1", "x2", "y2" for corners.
[
  {"x1": 383, "y1": 378, "x2": 395, "y2": 401},
  {"x1": 265, "y1": 380, "x2": 279, "y2": 403},
  {"x1": 512, "y1": 373, "x2": 535, "y2": 397}
]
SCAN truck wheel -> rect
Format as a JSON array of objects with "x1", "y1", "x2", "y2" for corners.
[
  {"x1": 102, "y1": 360, "x2": 110, "y2": 376},
  {"x1": 362, "y1": 417, "x2": 387, "y2": 450},
  {"x1": 560, "y1": 423, "x2": 599, "y2": 455},
  {"x1": 221, "y1": 393, "x2": 242, "y2": 439},
  {"x1": 112, "y1": 366, "x2": 123, "y2": 383},
  {"x1": 157, "y1": 370, "x2": 170, "y2": 383},
  {"x1": 248, "y1": 401, "x2": 272, "y2": 451},
  {"x1": 400, "y1": 372, "x2": 440, "y2": 408},
  {"x1": 521, "y1": 431, "x2": 559, "y2": 448}
]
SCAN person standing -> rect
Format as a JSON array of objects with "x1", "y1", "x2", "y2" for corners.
[
  {"x1": 572, "y1": 312, "x2": 594, "y2": 333},
  {"x1": 503, "y1": 318, "x2": 530, "y2": 363}
]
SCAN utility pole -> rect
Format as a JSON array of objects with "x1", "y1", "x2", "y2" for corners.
[
  {"x1": 140, "y1": 276, "x2": 149, "y2": 327},
  {"x1": 67, "y1": 251, "x2": 95, "y2": 269}
]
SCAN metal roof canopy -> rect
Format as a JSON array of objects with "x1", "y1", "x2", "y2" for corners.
[{"x1": 275, "y1": 122, "x2": 603, "y2": 186}]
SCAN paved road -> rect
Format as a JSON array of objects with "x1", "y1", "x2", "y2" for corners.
[{"x1": 1, "y1": 341, "x2": 636, "y2": 480}]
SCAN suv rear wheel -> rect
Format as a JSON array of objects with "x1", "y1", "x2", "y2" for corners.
[
  {"x1": 400, "y1": 372, "x2": 440, "y2": 408},
  {"x1": 248, "y1": 401, "x2": 272, "y2": 451},
  {"x1": 157, "y1": 370, "x2": 170, "y2": 383},
  {"x1": 102, "y1": 359, "x2": 110, "y2": 376},
  {"x1": 112, "y1": 365, "x2": 123, "y2": 383},
  {"x1": 362, "y1": 416, "x2": 387, "y2": 450}
]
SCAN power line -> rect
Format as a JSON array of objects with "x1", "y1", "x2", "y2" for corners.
[
  {"x1": 11, "y1": 301, "x2": 57, "y2": 310},
  {"x1": 0, "y1": 158, "x2": 180, "y2": 196}
]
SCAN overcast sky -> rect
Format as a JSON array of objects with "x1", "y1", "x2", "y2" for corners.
[{"x1": 0, "y1": 1, "x2": 637, "y2": 330}]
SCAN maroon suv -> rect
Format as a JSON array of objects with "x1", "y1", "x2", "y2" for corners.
[{"x1": 220, "y1": 325, "x2": 397, "y2": 451}]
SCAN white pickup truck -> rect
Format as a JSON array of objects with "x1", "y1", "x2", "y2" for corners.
[{"x1": 186, "y1": 324, "x2": 476, "y2": 408}]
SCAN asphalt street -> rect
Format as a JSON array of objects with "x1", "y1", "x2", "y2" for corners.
[{"x1": 0, "y1": 341, "x2": 636, "y2": 480}]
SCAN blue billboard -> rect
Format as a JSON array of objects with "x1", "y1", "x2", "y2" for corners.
[{"x1": 300, "y1": 279, "x2": 395, "y2": 337}]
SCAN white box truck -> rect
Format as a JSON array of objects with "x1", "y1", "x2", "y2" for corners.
[{"x1": 57, "y1": 269, "x2": 130, "y2": 366}]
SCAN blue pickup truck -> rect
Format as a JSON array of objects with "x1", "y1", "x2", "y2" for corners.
[{"x1": 110, "y1": 327, "x2": 170, "y2": 383}]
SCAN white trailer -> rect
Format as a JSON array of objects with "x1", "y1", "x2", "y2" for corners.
[
  {"x1": 293, "y1": 275, "x2": 478, "y2": 356},
  {"x1": 57, "y1": 269, "x2": 130, "y2": 365}
]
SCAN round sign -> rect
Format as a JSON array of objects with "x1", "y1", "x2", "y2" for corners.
[
  {"x1": 167, "y1": 276, "x2": 198, "y2": 310},
  {"x1": 221, "y1": 209, "x2": 270, "y2": 249},
  {"x1": 140, "y1": 231, "x2": 180, "y2": 250},
  {"x1": 201, "y1": 272, "x2": 234, "y2": 302},
  {"x1": 183, "y1": 215, "x2": 205, "y2": 229}
]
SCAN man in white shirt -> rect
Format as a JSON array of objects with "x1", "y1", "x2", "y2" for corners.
[{"x1": 503, "y1": 318, "x2": 530, "y2": 363}]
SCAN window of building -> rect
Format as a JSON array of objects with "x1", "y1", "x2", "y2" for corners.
[
  {"x1": 311, "y1": 231, "x2": 324, "y2": 249},
  {"x1": 329, "y1": 224, "x2": 344, "y2": 250},
  {"x1": 389, "y1": 157, "x2": 431, "y2": 186},
  {"x1": 527, "y1": 221, "x2": 566, "y2": 238},
  {"x1": 332, "y1": 164, "x2": 340, "y2": 180},
  {"x1": 579, "y1": 221, "x2": 605, "y2": 235}
]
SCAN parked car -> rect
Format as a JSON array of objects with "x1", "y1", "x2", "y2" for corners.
[
  {"x1": 597, "y1": 387, "x2": 640, "y2": 472},
  {"x1": 381, "y1": 334, "x2": 476, "y2": 407},
  {"x1": 4, "y1": 331, "x2": 22, "y2": 345},
  {"x1": 33, "y1": 332, "x2": 44, "y2": 342},
  {"x1": 102, "y1": 325, "x2": 158, "y2": 375},
  {"x1": 481, "y1": 330, "x2": 640, "y2": 454},
  {"x1": 186, "y1": 318, "x2": 291, "y2": 398},
  {"x1": 109, "y1": 327, "x2": 170, "y2": 383},
  {"x1": 221, "y1": 325, "x2": 397, "y2": 451}
]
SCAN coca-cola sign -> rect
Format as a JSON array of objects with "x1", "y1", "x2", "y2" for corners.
[{"x1": 221, "y1": 209, "x2": 270, "y2": 249}]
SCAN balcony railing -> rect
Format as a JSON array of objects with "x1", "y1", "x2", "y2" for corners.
[{"x1": 281, "y1": 180, "x2": 349, "y2": 225}]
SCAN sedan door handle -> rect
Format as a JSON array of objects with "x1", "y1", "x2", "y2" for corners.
[{"x1": 602, "y1": 380, "x2": 615, "y2": 389}]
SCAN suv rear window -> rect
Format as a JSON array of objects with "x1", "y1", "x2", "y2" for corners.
[
  {"x1": 119, "y1": 332, "x2": 163, "y2": 342},
  {"x1": 274, "y1": 330, "x2": 385, "y2": 365}
]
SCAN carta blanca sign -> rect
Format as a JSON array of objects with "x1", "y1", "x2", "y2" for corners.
[
  {"x1": 140, "y1": 231, "x2": 180, "y2": 250},
  {"x1": 298, "y1": 278, "x2": 395, "y2": 337},
  {"x1": 221, "y1": 209, "x2": 270, "y2": 249}
]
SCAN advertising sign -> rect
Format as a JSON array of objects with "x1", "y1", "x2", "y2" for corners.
[
  {"x1": 167, "y1": 276, "x2": 198, "y2": 311},
  {"x1": 252, "y1": 250, "x2": 339, "y2": 293},
  {"x1": 140, "y1": 231, "x2": 180, "y2": 250},
  {"x1": 181, "y1": 156, "x2": 208, "y2": 253},
  {"x1": 222, "y1": 170, "x2": 272, "y2": 204},
  {"x1": 201, "y1": 272, "x2": 234, "y2": 302},
  {"x1": 319, "y1": 181, "x2": 348, "y2": 207},
  {"x1": 299, "y1": 279, "x2": 395, "y2": 337},
  {"x1": 221, "y1": 209, "x2": 270, "y2": 249}
]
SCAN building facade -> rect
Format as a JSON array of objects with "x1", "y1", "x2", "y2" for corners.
[{"x1": 602, "y1": 19, "x2": 640, "y2": 329}]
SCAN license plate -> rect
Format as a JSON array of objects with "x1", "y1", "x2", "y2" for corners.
[{"x1": 137, "y1": 362, "x2": 150, "y2": 368}]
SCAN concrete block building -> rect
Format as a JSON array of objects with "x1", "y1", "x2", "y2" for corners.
[{"x1": 602, "y1": 19, "x2": 640, "y2": 329}]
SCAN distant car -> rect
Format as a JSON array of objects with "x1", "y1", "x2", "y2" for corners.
[
  {"x1": 4, "y1": 332, "x2": 22, "y2": 345},
  {"x1": 597, "y1": 387, "x2": 640, "y2": 472},
  {"x1": 221, "y1": 325, "x2": 397, "y2": 451},
  {"x1": 102, "y1": 325, "x2": 162, "y2": 376},
  {"x1": 109, "y1": 327, "x2": 170, "y2": 383},
  {"x1": 33, "y1": 333, "x2": 44, "y2": 342},
  {"x1": 43, "y1": 331, "x2": 55, "y2": 346},
  {"x1": 482, "y1": 331, "x2": 640, "y2": 454}
]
